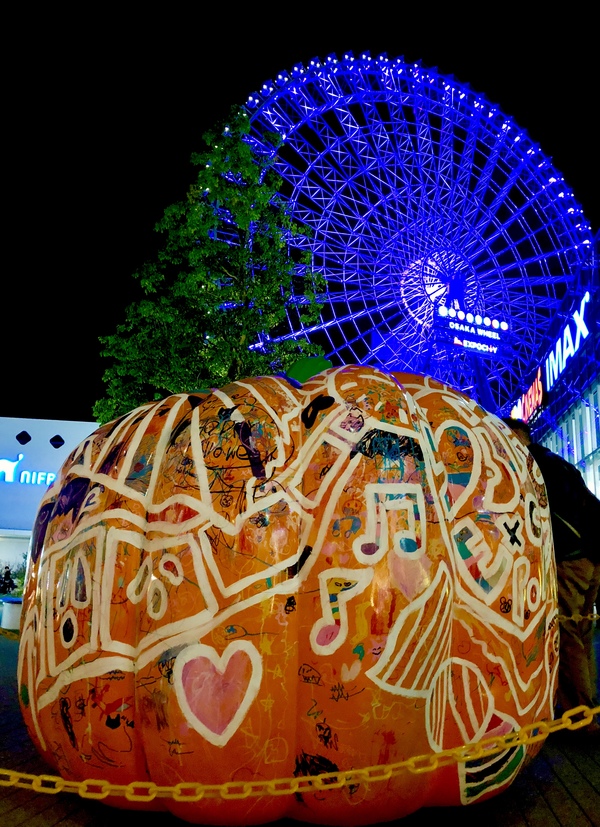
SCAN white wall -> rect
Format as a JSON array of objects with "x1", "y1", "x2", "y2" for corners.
[{"x1": 0, "y1": 531, "x2": 30, "y2": 570}]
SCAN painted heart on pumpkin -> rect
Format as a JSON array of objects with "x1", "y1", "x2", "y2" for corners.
[{"x1": 173, "y1": 640, "x2": 263, "y2": 746}]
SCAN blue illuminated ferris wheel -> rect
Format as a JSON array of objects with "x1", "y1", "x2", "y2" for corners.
[{"x1": 245, "y1": 53, "x2": 594, "y2": 413}]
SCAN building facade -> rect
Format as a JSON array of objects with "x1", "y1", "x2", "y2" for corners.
[
  {"x1": 509, "y1": 252, "x2": 599, "y2": 496},
  {"x1": 0, "y1": 418, "x2": 96, "y2": 569}
]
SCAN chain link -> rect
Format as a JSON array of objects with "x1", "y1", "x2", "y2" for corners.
[{"x1": 1, "y1": 705, "x2": 597, "y2": 802}]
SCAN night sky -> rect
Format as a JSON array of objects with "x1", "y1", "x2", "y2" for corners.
[{"x1": 5, "y1": 13, "x2": 598, "y2": 423}]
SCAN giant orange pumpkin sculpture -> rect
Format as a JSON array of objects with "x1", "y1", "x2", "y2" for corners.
[{"x1": 18, "y1": 366, "x2": 557, "y2": 825}]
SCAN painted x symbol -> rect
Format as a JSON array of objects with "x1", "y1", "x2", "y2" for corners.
[{"x1": 503, "y1": 519, "x2": 522, "y2": 546}]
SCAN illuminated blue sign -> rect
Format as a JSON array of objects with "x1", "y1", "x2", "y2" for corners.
[
  {"x1": 0, "y1": 418, "x2": 96, "y2": 532},
  {"x1": 0, "y1": 453, "x2": 57, "y2": 486},
  {"x1": 436, "y1": 307, "x2": 509, "y2": 356},
  {"x1": 545, "y1": 292, "x2": 590, "y2": 390},
  {"x1": 0, "y1": 454, "x2": 24, "y2": 482},
  {"x1": 509, "y1": 290, "x2": 593, "y2": 419}
]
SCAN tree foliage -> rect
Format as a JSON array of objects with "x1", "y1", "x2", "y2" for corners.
[{"x1": 94, "y1": 108, "x2": 324, "y2": 424}]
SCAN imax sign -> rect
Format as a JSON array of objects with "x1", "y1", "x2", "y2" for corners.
[{"x1": 545, "y1": 292, "x2": 591, "y2": 391}]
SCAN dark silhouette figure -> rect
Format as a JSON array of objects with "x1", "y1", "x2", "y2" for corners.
[
  {"x1": 503, "y1": 417, "x2": 600, "y2": 732},
  {"x1": 0, "y1": 566, "x2": 16, "y2": 595}
]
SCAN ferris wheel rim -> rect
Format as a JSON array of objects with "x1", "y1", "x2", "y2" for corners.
[{"x1": 245, "y1": 52, "x2": 594, "y2": 413}]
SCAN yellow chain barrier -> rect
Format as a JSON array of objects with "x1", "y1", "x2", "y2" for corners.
[
  {"x1": 1, "y1": 618, "x2": 598, "y2": 802},
  {"x1": 558, "y1": 612, "x2": 599, "y2": 622},
  {"x1": 0, "y1": 705, "x2": 597, "y2": 802}
]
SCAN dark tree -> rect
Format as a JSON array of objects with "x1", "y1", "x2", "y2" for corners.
[{"x1": 94, "y1": 108, "x2": 324, "y2": 423}]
